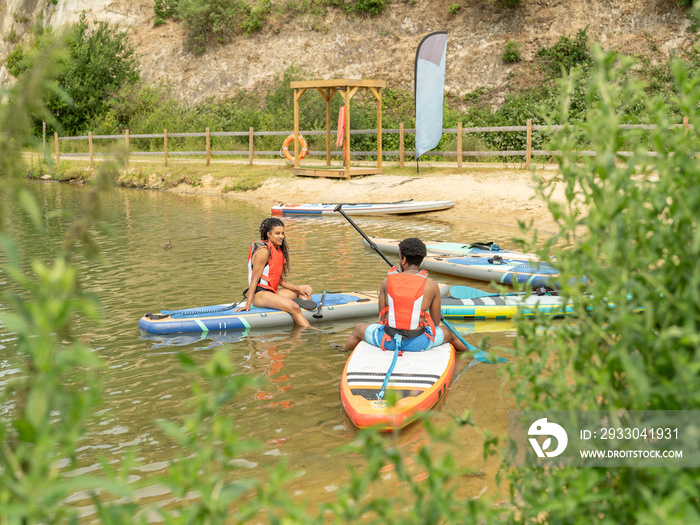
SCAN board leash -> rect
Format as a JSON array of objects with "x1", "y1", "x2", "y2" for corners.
[{"x1": 376, "y1": 342, "x2": 402, "y2": 401}]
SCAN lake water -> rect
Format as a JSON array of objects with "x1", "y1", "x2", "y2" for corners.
[{"x1": 0, "y1": 181, "x2": 537, "y2": 517}]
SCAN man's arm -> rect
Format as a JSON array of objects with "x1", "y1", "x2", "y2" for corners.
[
  {"x1": 378, "y1": 278, "x2": 388, "y2": 316},
  {"x1": 426, "y1": 278, "x2": 443, "y2": 327}
]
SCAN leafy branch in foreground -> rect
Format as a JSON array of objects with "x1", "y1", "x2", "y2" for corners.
[{"x1": 507, "y1": 44, "x2": 700, "y2": 523}]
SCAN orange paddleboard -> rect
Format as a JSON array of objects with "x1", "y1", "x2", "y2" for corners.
[{"x1": 340, "y1": 341, "x2": 455, "y2": 431}]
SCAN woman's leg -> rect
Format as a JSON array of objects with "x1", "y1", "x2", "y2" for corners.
[{"x1": 252, "y1": 290, "x2": 310, "y2": 327}]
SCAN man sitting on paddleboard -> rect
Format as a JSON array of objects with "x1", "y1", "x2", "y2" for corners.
[
  {"x1": 343, "y1": 237, "x2": 467, "y2": 352},
  {"x1": 234, "y1": 217, "x2": 314, "y2": 327}
]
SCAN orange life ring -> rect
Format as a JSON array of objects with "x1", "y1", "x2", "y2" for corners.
[{"x1": 281, "y1": 134, "x2": 308, "y2": 162}]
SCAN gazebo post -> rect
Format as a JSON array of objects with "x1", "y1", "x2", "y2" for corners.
[
  {"x1": 369, "y1": 86, "x2": 383, "y2": 169},
  {"x1": 378, "y1": 88, "x2": 382, "y2": 169},
  {"x1": 344, "y1": 88, "x2": 351, "y2": 174},
  {"x1": 325, "y1": 89, "x2": 332, "y2": 166},
  {"x1": 293, "y1": 88, "x2": 300, "y2": 168}
]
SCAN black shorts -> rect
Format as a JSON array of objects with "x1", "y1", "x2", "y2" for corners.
[{"x1": 254, "y1": 286, "x2": 273, "y2": 295}]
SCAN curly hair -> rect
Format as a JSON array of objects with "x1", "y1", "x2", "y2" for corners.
[
  {"x1": 398, "y1": 237, "x2": 427, "y2": 266},
  {"x1": 259, "y1": 217, "x2": 290, "y2": 275}
]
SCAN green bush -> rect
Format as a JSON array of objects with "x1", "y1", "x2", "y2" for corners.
[
  {"x1": 448, "y1": 3, "x2": 461, "y2": 15},
  {"x1": 496, "y1": 0, "x2": 522, "y2": 6},
  {"x1": 508, "y1": 46, "x2": 700, "y2": 523},
  {"x1": 536, "y1": 27, "x2": 592, "y2": 78},
  {"x1": 502, "y1": 39, "x2": 521, "y2": 63},
  {"x1": 352, "y1": 0, "x2": 387, "y2": 16},
  {"x1": 177, "y1": 0, "x2": 269, "y2": 54},
  {"x1": 154, "y1": 0, "x2": 180, "y2": 25},
  {"x1": 5, "y1": 44, "x2": 26, "y2": 77}
]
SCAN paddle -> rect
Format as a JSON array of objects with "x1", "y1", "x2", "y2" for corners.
[
  {"x1": 313, "y1": 291, "x2": 327, "y2": 319},
  {"x1": 333, "y1": 204, "x2": 394, "y2": 267},
  {"x1": 449, "y1": 285, "x2": 558, "y2": 300},
  {"x1": 449, "y1": 285, "x2": 525, "y2": 300},
  {"x1": 335, "y1": 205, "x2": 503, "y2": 364}
]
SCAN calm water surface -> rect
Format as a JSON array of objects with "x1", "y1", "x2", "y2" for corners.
[{"x1": 0, "y1": 181, "x2": 540, "y2": 517}]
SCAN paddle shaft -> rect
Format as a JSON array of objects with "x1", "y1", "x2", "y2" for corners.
[
  {"x1": 333, "y1": 204, "x2": 394, "y2": 267},
  {"x1": 334, "y1": 206, "x2": 476, "y2": 353}
]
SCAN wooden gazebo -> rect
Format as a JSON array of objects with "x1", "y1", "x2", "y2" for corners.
[{"x1": 289, "y1": 79, "x2": 385, "y2": 179}]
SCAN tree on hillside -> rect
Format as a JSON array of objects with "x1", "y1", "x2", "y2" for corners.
[{"x1": 7, "y1": 12, "x2": 140, "y2": 136}]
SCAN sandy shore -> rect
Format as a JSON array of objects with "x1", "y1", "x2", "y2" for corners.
[{"x1": 187, "y1": 166, "x2": 566, "y2": 236}]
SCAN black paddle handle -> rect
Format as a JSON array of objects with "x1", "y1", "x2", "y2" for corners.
[{"x1": 334, "y1": 204, "x2": 395, "y2": 267}]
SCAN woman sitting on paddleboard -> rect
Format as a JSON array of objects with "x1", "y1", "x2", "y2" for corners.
[
  {"x1": 343, "y1": 237, "x2": 467, "y2": 352},
  {"x1": 234, "y1": 217, "x2": 314, "y2": 327}
]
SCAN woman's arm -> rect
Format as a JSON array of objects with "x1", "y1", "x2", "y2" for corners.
[
  {"x1": 279, "y1": 277, "x2": 312, "y2": 299},
  {"x1": 236, "y1": 248, "x2": 269, "y2": 311}
]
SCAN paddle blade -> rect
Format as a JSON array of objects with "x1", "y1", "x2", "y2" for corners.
[{"x1": 448, "y1": 285, "x2": 501, "y2": 300}]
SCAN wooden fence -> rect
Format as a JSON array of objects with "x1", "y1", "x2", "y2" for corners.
[{"x1": 52, "y1": 118, "x2": 693, "y2": 171}]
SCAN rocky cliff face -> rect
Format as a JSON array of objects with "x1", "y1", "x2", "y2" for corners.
[{"x1": 0, "y1": 0, "x2": 695, "y2": 105}]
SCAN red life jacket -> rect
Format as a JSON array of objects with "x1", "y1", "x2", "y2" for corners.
[
  {"x1": 379, "y1": 267, "x2": 436, "y2": 342},
  {"x1": 248, "y1": 240, "x2": 285, "y2": 292}
]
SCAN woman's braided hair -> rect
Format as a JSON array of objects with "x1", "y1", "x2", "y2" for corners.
[{"x1": 259, "y1": 217, "x2": 290, "y2": 275}]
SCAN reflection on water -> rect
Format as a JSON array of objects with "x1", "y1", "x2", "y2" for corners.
[{"x1": 0, "y1": 182, "x2": 539, "y2": 515}]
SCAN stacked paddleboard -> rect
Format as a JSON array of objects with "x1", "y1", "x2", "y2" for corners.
[
  {"x1": 340, "y1": 341, "x2": 456, "y2": 430},
  {"x1": 363, "y1": 236, "x2": 542, "y2": 261},
  {"x1": 139, "y1": 291, "x2": 378, "y2": 334},
  {"x1": 271, "y1": 200, "x2": 455, "y2": 216},
  {"x1": 422, "y1": 255, "x2": 560, "y2": 288},
  {"x1": 440, "y1": 285, "x2": 572, "y2": 319}
]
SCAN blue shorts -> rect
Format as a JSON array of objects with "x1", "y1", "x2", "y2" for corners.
[{"x1": 364, "y1": 323, "x2": 445, "y2": 352}]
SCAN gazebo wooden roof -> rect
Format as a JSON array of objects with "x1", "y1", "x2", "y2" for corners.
[{"x1": 289, "y1": 79, "x2": 386, "y2": 179}]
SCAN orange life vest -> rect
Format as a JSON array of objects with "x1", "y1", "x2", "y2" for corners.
[
  {"x1": 248, "y1": 240, "x2": 285, "y2": 292},
  {"x1": 379, "y1": 267, "x2": 436, "y2": 341}
]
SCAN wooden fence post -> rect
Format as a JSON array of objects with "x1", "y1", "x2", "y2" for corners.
[
  {"x1": 88, "y1": 131, "x2": 94, "y2": 168},
  {"x1": 164, "y1": 129, "x2": 168, "y2": 166},
  {"x1": 683, "y1": 116, "x2": 689, "y2": 131},
  {"x1": 54, "y1": 132, "x2": 60, "y2": 167},
  {"x1": 206, "y1": 127, "x2": 211, "y2": 166},
  {"x1": 399, "y1": 122, "x2": 405, "y2": 169},
  {"x1": 526, "y1": 119, "x2": 532, "y2": 170},
  {"x1": 125, "y1": 129, "x2": 129, "y2": 168},
  {"x1": 457, "y1": 122, "x2": 463, "y2": 170},
  {"x1": 249, "y1": 127, "x2": 254, "y2": 166}
]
